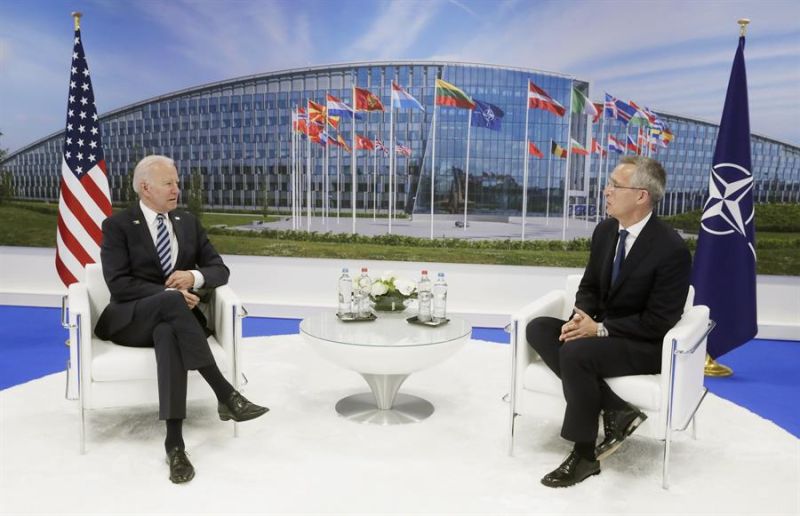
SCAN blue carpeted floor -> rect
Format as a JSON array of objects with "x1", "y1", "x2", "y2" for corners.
[{"x1": 2, "y1": 305, "x2": 798, "y2": 438}]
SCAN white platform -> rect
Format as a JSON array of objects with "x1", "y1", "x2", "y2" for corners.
[{"x1": 0, "y1": 245, "x2": 798, "y2": 339}]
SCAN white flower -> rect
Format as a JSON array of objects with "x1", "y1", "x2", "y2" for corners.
[
  {"x1": 395, "y1": 278, "x2": 416, "y2": 296},
  {"x1": 380, "y1": 270, "x2": 396, "y2": 282},
  {"x1": 371, "y1": 282, "x2": 389, "y2": 296}
]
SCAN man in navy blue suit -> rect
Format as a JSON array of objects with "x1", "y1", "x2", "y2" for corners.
[
  {"x1": 527, "y1": 156, "x2": 691, "y2": 487},
  {"x1": 95, "y1": 155, "x2": 268, "y2": 484}
]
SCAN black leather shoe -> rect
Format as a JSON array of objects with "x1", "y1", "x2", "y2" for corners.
[
  {"x1": 166, "y1": 447, "x2": 195, "y2": 484},
  {"x1": 541, "y1": 451, "x2": 600, "y2": 488},
  {"x1": 595, "y1": 404, "x2": 648, "y2": 460},
  {"x1": 218, "y1": 390, "x2": 269, "y2": 422}
]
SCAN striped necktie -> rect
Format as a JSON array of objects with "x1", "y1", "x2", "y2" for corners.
[{"x1": 156, "y1": 214, "x2": 173, "y2": 278}]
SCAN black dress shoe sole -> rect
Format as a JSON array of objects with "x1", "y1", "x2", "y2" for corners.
[
  {"x1": 219, "y1": 406, "x2": 270, "y2": 422},
  {"x1": 541, "y1": 467, "x2": 601, "y2": 488},
  {"x1": 165, "y1": 455, "x2": 195, "y2": 484},
  {"x1": 595, "y1": 412, "x2": 647, "y2": 461}
]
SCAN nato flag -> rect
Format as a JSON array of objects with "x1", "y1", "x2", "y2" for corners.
[
  {"x1": 692, "y1": 36, "x2": 757, "y2": 358},
  {"x1": 470, "y1": 99, "x2": 504, "y2": 131}
]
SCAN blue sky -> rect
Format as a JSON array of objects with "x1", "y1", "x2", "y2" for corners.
[{"x1": 1, "y1": 0, "x2": 798, "y2": 153}]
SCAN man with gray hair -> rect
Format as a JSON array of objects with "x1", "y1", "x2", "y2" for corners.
[
  {"x1": 95, "y1": 155, "x2": 268, "y2": 484},
  {"x1": 526, "y1": 156, "x2": 691, "y2": 487}
]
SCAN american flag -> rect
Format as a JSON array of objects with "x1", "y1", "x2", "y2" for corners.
[{"x1": 56, "y1": 23, "x2": 112, "y2": 286}]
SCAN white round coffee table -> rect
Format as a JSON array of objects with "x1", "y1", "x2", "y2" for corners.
[{"x1": 300, "y1": 311, "x2": 471, "y2": 425}]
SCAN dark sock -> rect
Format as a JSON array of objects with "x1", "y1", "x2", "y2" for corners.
[
  {"x1": 198, "y1": 363, "x2": 235, "y2": 402},
  {"x1": 574, "y1": 441, "x2": 596, "y2": 461},
  {"x1": 165, "y1": 419, "x2": 185, "y2": 453}
]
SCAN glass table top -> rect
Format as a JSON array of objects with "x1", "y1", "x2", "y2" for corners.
[{"x1": 299, "y1": 311, "x2": 471, "y2": 348}]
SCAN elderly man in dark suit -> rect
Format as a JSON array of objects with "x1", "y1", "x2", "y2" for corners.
[
  {"x1": 94, "y1": 155, "x2": 268, "y2": 484},
  {"x1": 526, "y1": 156, "x2": 691, "y2": 488}
]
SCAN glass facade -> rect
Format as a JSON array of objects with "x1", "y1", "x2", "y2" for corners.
[{"x1": 2, "y1": 61, "x2": 798, "y2": 219}]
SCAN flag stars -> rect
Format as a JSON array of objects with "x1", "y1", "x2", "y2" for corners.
[
  {"x1": 77, "y1": 152, "x2": 83, "y2": 160},
  {"x1": 82, "y1": 68, "x2": 90, "y2": 77},
  {"x1": 68, "y1": 109, "x2": 74, "y2": 117},
  {"x1": 72, "y1": 52, "x2": 78, "y2": 59},
  {"x1": 76, "y1": 166, "x2": 83, "y2": 173},
  {"x1": 80, "y1": 97, "x2": 88, "y2": 105},
  {"x1": 78, "y1": 125, "x2": 85, "y2": 133},
  {"x1": 74, "y1": 37, "x2": 80, "y2": 44},
  {"x1": 77, "y1": 139, "x2": 84, "y2": 147},
  {"x1": 66, "y1": 137, "x2": 72, "y2": 145},
  {"x1": 90, "y1": 127, "x2": 98, "y2": 135},
  {"x1": 81, "y1": 83, "x2": 89, "y2": 91},
  {"x1": 89, "y1": 140, "x2": 97, "y2": 149},
  {"x1": 92, "y1": 114, "x2": 98, "y2": 121},
  {"x1": 69, "y1": 95, "x2": 75, "y2": 103},
  {"x1": 65, "y1": 151, "x2": 72, "y2": 158},
  {"x1": 67, "y1": 123, "x2": 73, "y2": 131},
  {"x1": 79, "y1": 111, "x2": 87, "y2": 119},
  {"x1": 88, "y1": 154, "x2": 96, "y2": 162},
  {"x1": 71, "y1": 66, "x2": 77, "y2": 75}
]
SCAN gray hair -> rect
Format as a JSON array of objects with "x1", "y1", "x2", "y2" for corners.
[
  {"x1": 619, "y1": 156, "x2": 666, "y2": 206},
  {"x1": 132, "y1": 155, "x2": 176, "y2": 195}
]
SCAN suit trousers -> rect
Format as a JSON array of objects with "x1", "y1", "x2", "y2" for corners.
[
  {"x1": 106, "y1": 290, "x2": 217, "y2": 420},
  {"x1": 526, "y1": 316, "x2": 662, "y2": 443}
]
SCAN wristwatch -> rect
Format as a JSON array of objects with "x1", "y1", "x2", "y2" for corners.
[{"x1": 596, "y1": 322, "x2": 608, "y2": 337}]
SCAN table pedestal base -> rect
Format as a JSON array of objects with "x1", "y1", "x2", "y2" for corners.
[{"x1": 335, "y1": 393, "x2": 434, "y2": 425}]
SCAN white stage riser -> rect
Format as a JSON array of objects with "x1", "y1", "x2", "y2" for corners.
[{"x1": 1, "y1": 246, "x2": 797, "y2": 340}]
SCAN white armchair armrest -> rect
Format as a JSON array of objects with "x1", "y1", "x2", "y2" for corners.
[
  {"x1": 209, "y1": 284, "x2": 244, "y2": 389},
  {"x1": 66, "y1": 282, "x2": 93, "y2": 401}
]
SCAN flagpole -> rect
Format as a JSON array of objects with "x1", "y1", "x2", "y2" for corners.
[
  {"x1": 596, "y1": 108, "x2": 606, "y2": 223},
  {"x1": 463, "y1": 108, "x2": 472, "y2": 232},
  {"x1": 546, "y1": 142, "x2": 552, "y2": 225},
  {"x1": 351, "y1": 86, "x2": 357, "y2": 235},
  {"x1": 290, "y1": 107, "x2": 296, "y2": 230},
  {"x1": 430, "y1": 99, "x2": 437, "y2": 240},
  {"x1": 624, "y1": 124, "x2": 630, "y2": 156},
  {"x1": 373, "y1": 143, "x2": 377, "y2": 221},
  {"x1": 562, "y1": 80, "x2": 574, "y2": 241},
  {"x1": 389, "y1": 88, "x2": 395, "y2": 233},
  {"x1": 324, "y1": 132, "x2": 330, "y2": 225},
  {"x1": 521, "y1": 92, "x2": 531, "y2": 240},
  {"x1": 336, "y1": 144, "x2": 341, "y2": 223}
]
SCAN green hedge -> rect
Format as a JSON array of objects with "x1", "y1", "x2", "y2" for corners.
[{"x1": 665, "y1": 203, "x2": 800, "y2": 233}]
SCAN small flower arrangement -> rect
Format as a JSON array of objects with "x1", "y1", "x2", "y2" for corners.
[{"x1": 369, "y1": 271, "x2": 417, "y2": 311}]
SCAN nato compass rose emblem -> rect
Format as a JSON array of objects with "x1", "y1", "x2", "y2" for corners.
[
  {"x1": 700, "y1": 161, "x2": 756, "y2": 257},
  {"x1": 481, "y1": 106, "x2": 496, "y2": 124}
]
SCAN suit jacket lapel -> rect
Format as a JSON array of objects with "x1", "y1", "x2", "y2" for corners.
[
  {"x1": 169, "y1": 211, "x2": 187, "y2": 268},
  {"x1": 600, "y1": 220, "x2": 618, "y2": 293},
  {"x1": 129, "y1": 204, "x2": 161, "y2": 267},
  {"x1": 608, "y1": 215, "x2": 658, "y2": 299}
]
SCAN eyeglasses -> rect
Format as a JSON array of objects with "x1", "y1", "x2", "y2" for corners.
[{"x1": 606, "y1": 179, "x2": 646, "y2": 192}]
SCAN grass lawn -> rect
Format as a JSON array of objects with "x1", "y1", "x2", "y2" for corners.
[{"x1": 1, "y1": 201, "x2": 797, "y2": 275}]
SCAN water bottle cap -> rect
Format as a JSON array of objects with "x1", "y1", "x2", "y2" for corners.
[
  {"x1": 342, "y1": 268, "x2": 349, "y2": 272},
  {"x1": 438, "y1": 272, "x2": 445, "y2": 278},
  {"x1": 421, "y1": 269, "x2": 428, "y2": 275},
  {"x1": 361, "y1": 267, "x2": 368, "y2": 272}
]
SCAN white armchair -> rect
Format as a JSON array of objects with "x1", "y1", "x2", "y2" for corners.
[
  {"x1": 507, "y1": 275, "x2": 714, "y2": 489},
  {"x1": 61, "y1": 263, "x2": 247, "y2": 453}
]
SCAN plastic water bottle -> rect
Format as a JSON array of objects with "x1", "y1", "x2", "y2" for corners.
[
  {"x1": 417, "y1": 270, "x2": 432, "y2": 322},
  {"x1": 433, "y1": 272, "x2": 447, "y2": 322},
  {"x1": 356, "y1": 267, "x2": 372, "y2": 318},
  {"x1": 337, "y1": 268, "x2": 352, "y2": 317}
]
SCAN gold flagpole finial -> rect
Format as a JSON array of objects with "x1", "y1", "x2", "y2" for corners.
[
  {"x1": 71, "y1": 11, "x2": 82, "y2": 31},
  {"x1": 738, "y1": 18, "x2": 750, "y2": 37}
]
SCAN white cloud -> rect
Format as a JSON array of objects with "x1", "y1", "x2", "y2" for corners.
[{"x1": 345, "y1": 0, "x2": 443, "y2": 60}]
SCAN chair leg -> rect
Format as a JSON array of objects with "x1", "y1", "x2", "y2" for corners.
[
  {"x1": 662, "y1": 427, "x2": 672, "y2": 490},
  {"x1": 691, "y1": 415, "x2": 697, "y2": 440},
  {"x1": 79, "y1": 405, "x2": 86, "y2": 455},
  {"x1": 234, "y1": 421, "x2": 239, "y2": 438}
]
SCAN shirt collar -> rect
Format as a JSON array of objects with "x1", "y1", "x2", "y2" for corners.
[
  {"x1": 139, "y1": 200, "x2": 165, "y2": 227},
  {"x1": 620, "y1": 210, "x2": 652, "y2": 239}
]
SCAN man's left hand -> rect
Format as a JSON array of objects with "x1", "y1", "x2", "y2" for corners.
[
  {"x1": 166, "y1": 270, "x2": 195, "y2": 290},
  {"x1": 559, "y1": 308, "x2": 598, "y2": 342}
]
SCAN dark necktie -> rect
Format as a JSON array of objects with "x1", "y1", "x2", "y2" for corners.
[
  {"x1": 611, "y1": 229, "x2": 629, "y2": 285},
  {"x1": 156, "y1": 214, "x2": 173, "y2": 277}
]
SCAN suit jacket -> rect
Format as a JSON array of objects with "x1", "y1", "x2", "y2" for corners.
[
  {"x1": 95, "y1": 204, "x2": 229, "y2": 339},
  {"x1": 575, "y1": 215, "x2": 691, "y2": 344}
]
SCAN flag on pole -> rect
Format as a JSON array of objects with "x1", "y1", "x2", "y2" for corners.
[
  {"x1": 435, "y1": 78, "x2": 475, "y2": 109},
  {"x1": 692, "y1": 31, "x2": 757, "y2": 359},
  {"x1": 374, "y1": 138, "x2": 389, "y2": 156},
  {"x1": 626, "y1": 135, "x2": 640, "y2": 154},
  {"x1": 528, "y1": 141, "x2": 543, "y2": 158},
  {"x1": 529, "y1": 80, "x2": 565, "y2": 116},
  {"x1": 355, "y1": 134, "x2": 375, "y2": 150},
  {"x1": 327, "y1": 93, "x2": 361, "y2": 119},
  {"x1": 391, "y1": 82, "x2": 425, "y2": 110},
  {"x1": 591, "y1": 102, "x2": 603, "y2": 123},
  {"x1": 572, "y1": 88, "x2": 599, "y2": 119},
  {"x1": 607, "y1": 135, "x2": 625, "y2": 154},
  {"x1": 604, "y1": 93, "x2": 637, "y2": 123},
  {"x1": 470, "y1": 99, "x2": 505, "y2": 131},
  {"x1": 292, "y1": 107, "x2": 308, "y2": 134},
  {"x1": 354, "y1": 87, "x2": 385, "y2": 111},
  {"x1": 336, "y1": 134, "x2": 352, "y2": 153},
  {"x1": 308, "y1": 99, "x2": 327, "y2": 124},
  {"x1": 550, "y1": 141, "x2": 568, "y2": 158},
  {"x1": 591, "y1": 138, "x2": 607, "y2": 156},
  {"x1": 570, "y1": 138, "x2": 590, "y2": 156},
  {"x1": 396, "y1": 142, "x2": 412, "y2": 157},
  {"x1": 56, "y1": 17, "x2": 112, "y2": 286}
]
